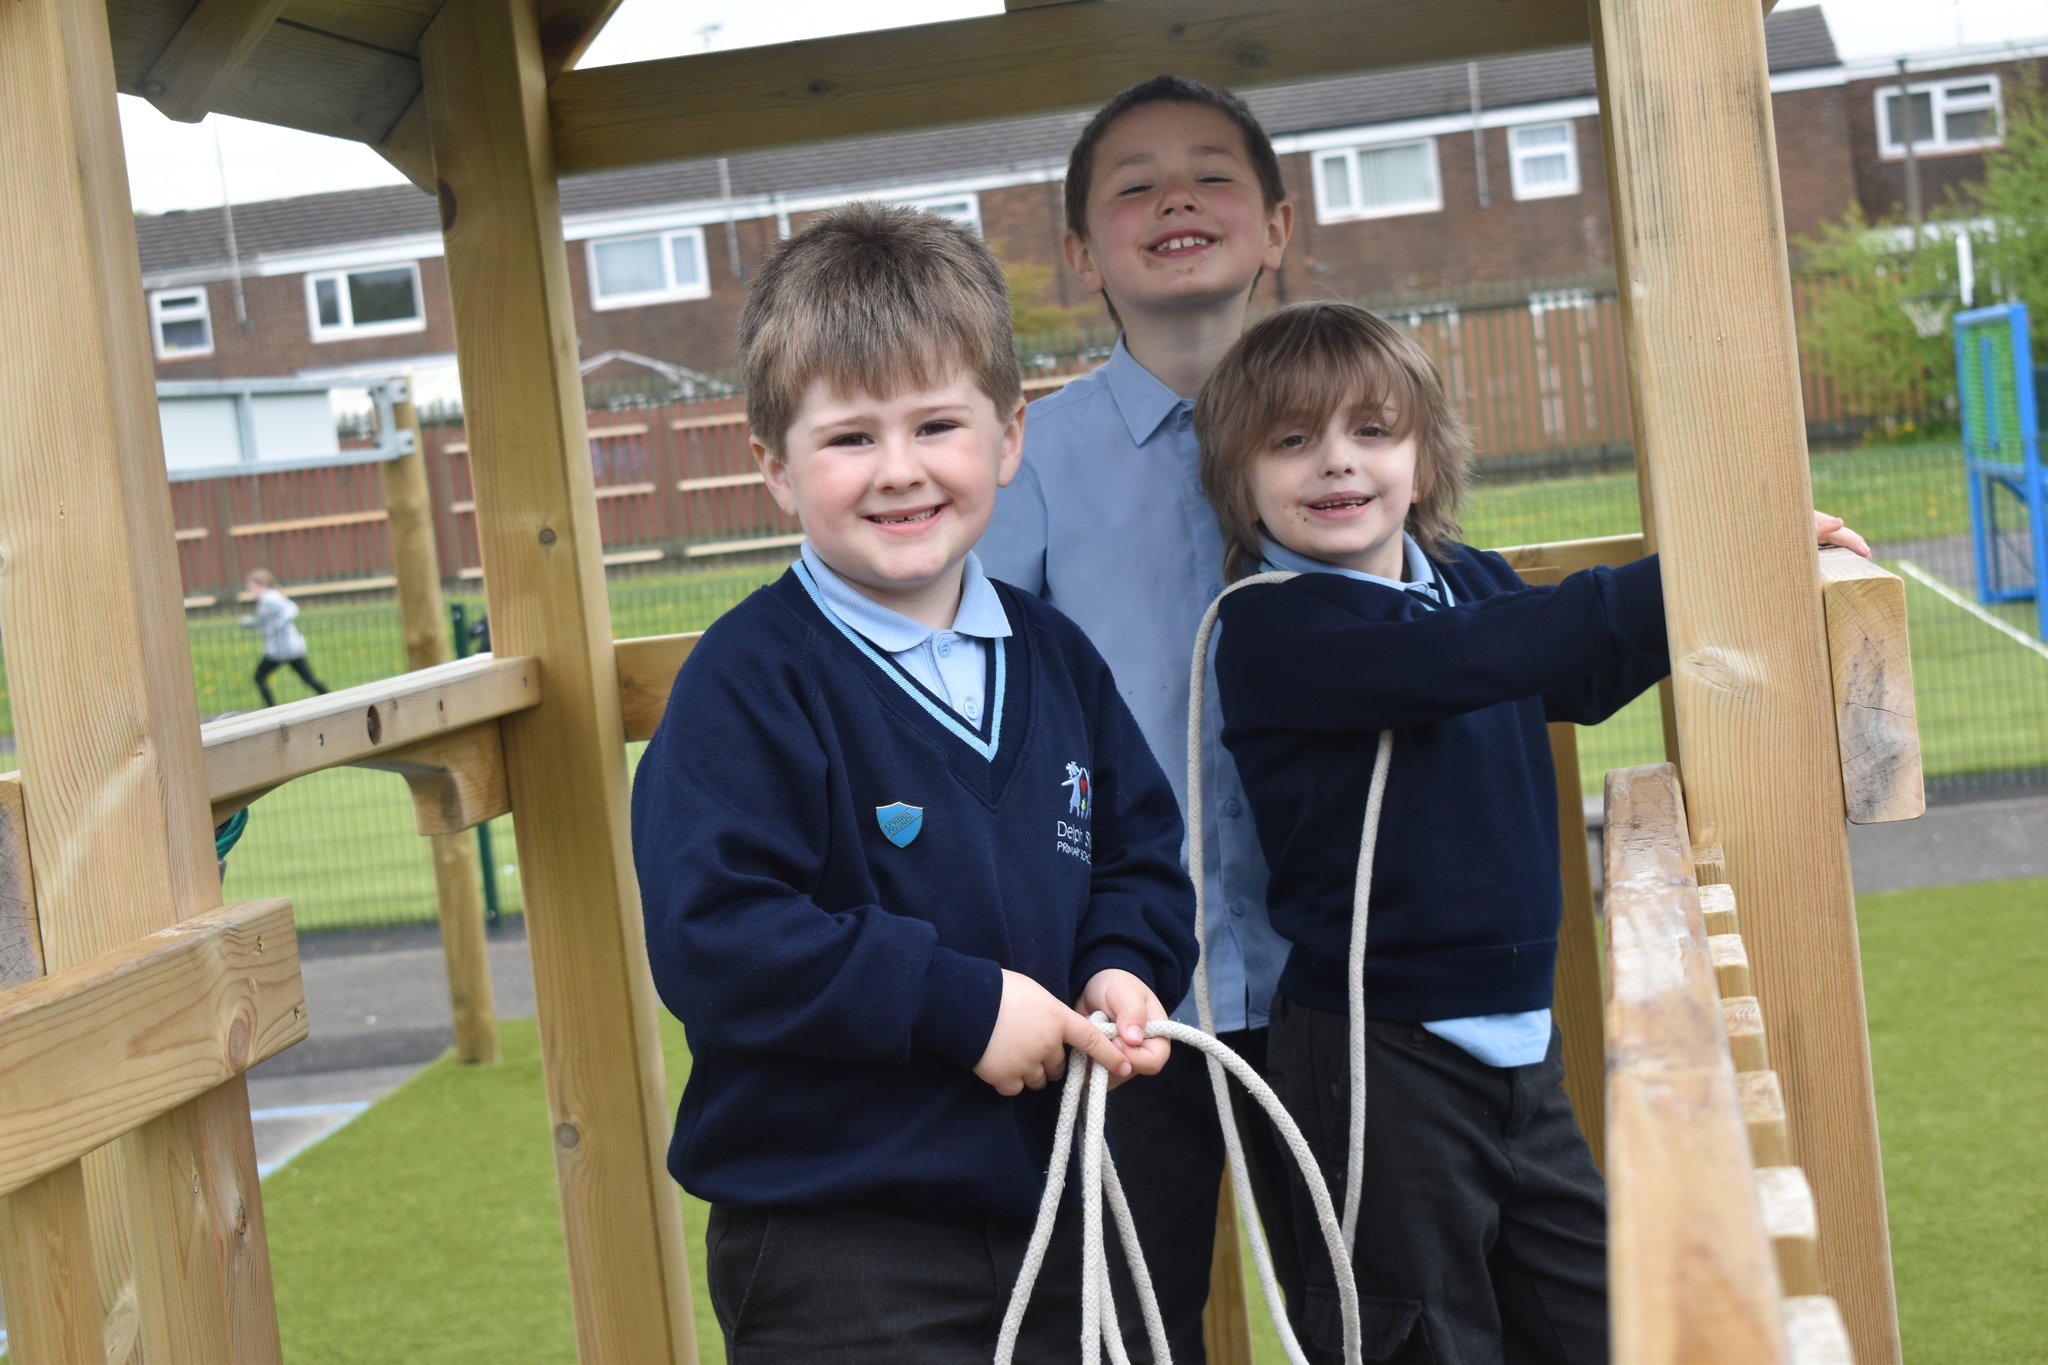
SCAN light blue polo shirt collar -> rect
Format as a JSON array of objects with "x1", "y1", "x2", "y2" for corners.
[
  {"x1": 1257, "y1": 533, "x2": 1453, "y2": 607},
  {"x1": 799, "y1": 542, "x2": 1012, "y2": 650},
  {"x1": 1101, "y1": 338, "x2": 1190, "y2": 447}
]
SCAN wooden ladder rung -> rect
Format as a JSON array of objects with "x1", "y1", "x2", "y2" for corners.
[
  {"x1": 1709, "y1": 933, "x2": 1753, "y2": 998},
  {"x1": 1756, "y1": 1166, "x2": 1823, "y2": 1296},
  {"x1": 1700, "y1": 882, "x2": 1739, "y2": 937},
  {"x1": 1737, "y1": 1070, "x2": 1792, "y2": 1168},
  {"x1": 1723, "y1": 995, "x2": 1770, "y2": 1074},
  {"x1": 1783, "y1": 1295, "x2": 1854, "y2": 1365}
]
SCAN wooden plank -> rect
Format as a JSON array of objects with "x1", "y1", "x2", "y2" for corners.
[
  {"x1": 1201, "y1": 1168, "x2": 1254, "y2": 1365},
  {"x1": 1740, "y1": 1070, "x2": 1792, "y2": 1167},
  {"x1": 1757, "y1": 1166, "x2": 1824, "y2": 1296},
  {"x1": 588, "y1": 423, "x2": 649, "y2": 439},
  {"x1": 604, "y1": 548, "x2": 664, "y2": 566},
  {"x1": 676, "y1": 472, "x2": 763, "y2": 493},
  {"x1": 1818, "y1": 548, "x2": 1924, "y2": 825},
  {"x1": 616, "y1": 632, "x2": 700, "y2": 743},
  {"x1": 1784, "y1": 1297, "x2": 1855, "y2": 1365},
  {"x1": 1701, "y1": 882, "x2": 1740, "y2": 937},
  {"x1": 1724, "y1": 996, "x2": 1771, "y2": 1075},
  {"x1": 0, "y1": 1165, "x2": 102, "y2": 1364},
  {"x1": 0, "y1": 772, "x2": 42, "y2": 989},
  {"x1": 1591, "y1": 3, "x2": 1898, "y2": 1356},
  {"x1": 1602, "y1": 763, "x2": 1785, "y2": 1364},
  {"x1": 669, "y1": 412, "x2": 746, "y2": 434},
  {"x1": 595, "y1": 481, "x2": 657, "y2": 499},
  {"x1": 231, "y1": 508, "x2": 389, "y2": 537},
  {"x1": 421, "y1": 0, "x2": 696, "y2": 1358},
  {"x1": 1710, "y1": 933, "x2": 1754, "y2": 999},
  {"x1": 0, "y1": 0, "x2": 281, "y2": 1354},
  {"x1": 1491, "y1": 531, "x2": 1645, "y2": 578},
  {"x1": 373, "y1": 92, "x2": 436, "y2": 191},
  {"x1": 234, "y1": 574, "x2": 400, "y2": 600},
  {"x1": 282, "y1": 0, "x2": 439, "y2": 54},
  {"x1": 0, "y1": 900, "x2": 306, "y2": 1199},
  {"x1": 384, "y1": 385, "x2": 500, "y2": 1065},
  {"x1": 683, "y1": 531, "x2": 803, "y2": 558},
  {"x1": 548, "y1": 0, "x2": 1589, "y2": 175},
  {"x1": 138, "y1": 0, "x2": 294, "y2": 122},
  {"x1": 204, "y1": 17, "x2": 420, "y2": 144},
  {"x1": 175, "y1": 526, "x2": 211, "y2": 541},
  {"x1": 203, "y1": 654, "x2": 538, "y2": 817}
]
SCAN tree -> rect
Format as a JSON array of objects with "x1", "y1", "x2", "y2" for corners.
[
  {"x1": 1005, "y1": 258, "x2": 1088, "y2": 345},
  {"x1": 1795, "y1": 206, "x2": 1956, "y2": 426},
  {"x1": 1967, "y1": 68, "x2": 2048, "y2": 314}
]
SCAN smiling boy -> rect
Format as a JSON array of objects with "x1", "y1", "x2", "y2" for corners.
[{"x1": 631, "y1": 202, "x2": 1199, "y2": 1363}]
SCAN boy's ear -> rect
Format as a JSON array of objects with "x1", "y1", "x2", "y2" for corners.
[
  {"x1": 1261, "y1": 199, "x2": 1295, "y2": 271},
  {"x1": 994, "y1": 395, "x2": 1028, "y2": 489},
  {"x1": 751, "y1": 431, "x2": 800, "y2": 518},
  {"x1": 1062, "y1": 227, "x2": 1104, "y2": 296}
]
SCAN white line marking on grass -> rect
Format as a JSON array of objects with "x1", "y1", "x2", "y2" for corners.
[
  {"x1": 1895, "y1": 560, "x2": 2048, "y2": 664},
  {"x1": 250, "y1": 1102, "x2": 371, "y2": 1122}
]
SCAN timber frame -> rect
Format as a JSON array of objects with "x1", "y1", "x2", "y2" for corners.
[{"x1": 0, "y1": 1, "x2": 1922, "y2": 1362}]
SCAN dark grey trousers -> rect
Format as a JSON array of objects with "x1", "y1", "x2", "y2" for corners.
[{"x1": 1267, "y1": 996, "x2": 1609, "y2": 1365}]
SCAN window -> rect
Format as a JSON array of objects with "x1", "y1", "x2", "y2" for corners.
[
  {"x1": 901, "y1": 195, "x2": 982, "y2": 233},
  {"x1": 1877, "y1": 76, "x2": 2002, "y2": 156},
  {"x1": 1313, "y1": 139, "x2": 1441, "y2": 221},
  {"x1": 150, "y1": 287, "x2": 213, "y2": 360},
  {"x1": 587, "y1": 229, "x2": 710, "y2": 310},
  {"x1": 1508, "y1": 122, "x2": 1579, "y2": 200},
  {"x1": 305, "y1": 264, "x2": 425, "y2": 341}
]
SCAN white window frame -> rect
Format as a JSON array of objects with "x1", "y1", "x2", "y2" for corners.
[
  {"x1": 149, "y1": 286, "x2": 214, "y2": 360},
  {"x1": 1312, "y1": 138, "x2": 1443, "y2": 223},
  {"x1": 585, "y1": 228, "x2": 711, "y2": 311},
  {"x1": 1507, "y1": 121, "x2": 1580, "y2": 200},
  {"x1": 1876, "y1": 75, "x2": 2002, "y2": 157},
  {"x1": 900, "y1": 193, "x2": 983, "y2": 233},
  {"x1": 304, "y1": 262, "x2": 427, "y2": 342}
]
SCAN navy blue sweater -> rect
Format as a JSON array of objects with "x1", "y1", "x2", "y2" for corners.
[
  {"x1": 632, "y1": 568, "x2": 1197, "y2": 1219},
  {"x1": 1216, "y1": 548, "x2": 1669, "y2": 1021}
]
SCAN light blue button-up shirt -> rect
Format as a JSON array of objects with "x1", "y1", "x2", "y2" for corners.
[
  {"x1": 799, "y1": 542, "x2": 1010, "y2": 727},
  {"x1": 979, "y1": 340, "x2": 1283, "y2": 1033},
  {"x1": 1258, "y1": 533, "x2": 1551, "y2": 1068}
]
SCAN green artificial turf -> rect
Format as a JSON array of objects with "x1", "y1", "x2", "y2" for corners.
[{"x1": 256, "y1": 877, "x2": 2048, "y2": 1364}]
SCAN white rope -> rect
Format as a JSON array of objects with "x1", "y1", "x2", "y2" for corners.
[{"x1": 997, "y1": 570, "x2": 1394, "y2": 1364}]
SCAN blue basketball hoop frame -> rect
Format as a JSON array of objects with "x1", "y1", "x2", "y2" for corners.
[{"x1": 1956, "y1": 302, "x2": 2047, "y2": 642}]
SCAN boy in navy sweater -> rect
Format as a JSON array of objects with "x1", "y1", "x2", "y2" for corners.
[
  {"x1": 632, "y1": 202, "x2": 1198, "y2": 1363},
  {"x1": 1192, "y1": 302, "x2": 1868, "y2": 1364}
]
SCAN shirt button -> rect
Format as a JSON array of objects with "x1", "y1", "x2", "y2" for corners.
[
  {"x1": 1225, "y1": 798, "x2": 1242, "y2": 816},
  {"x1": 1227, "y1": 900, "x2": 1245, "y2": 918},
  {"x1": 964, "y1": 696, "x2": 980, "y2": 719},
  {"x1": 937, "y1": 637, "x2": 952, "y2": 658}
]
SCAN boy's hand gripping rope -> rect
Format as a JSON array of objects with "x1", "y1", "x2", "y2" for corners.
[{"x1": 995, "y1": 573, "x2": 1395, "y2": 1365}]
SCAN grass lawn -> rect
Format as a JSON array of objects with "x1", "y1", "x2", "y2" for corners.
[{"x1": 259, "y1": 877, "x2": 2048, "y2": 1364}]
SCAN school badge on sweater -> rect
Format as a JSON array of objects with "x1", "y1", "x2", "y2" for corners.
[{"x1": 875, "y1": 802, "x2": 923, "y2": 848}]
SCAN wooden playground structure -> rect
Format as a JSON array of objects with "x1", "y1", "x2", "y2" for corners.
[{"x1": 0, "y1": 1, "x2": 1927, "y2": 1361}]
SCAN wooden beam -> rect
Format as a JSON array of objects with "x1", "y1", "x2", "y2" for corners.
[
  {"x1": 421, "y1": 0, "x2": 696, "y2": 1357},
  {"x1": 548, "y1": 0, "x2": 1589, "y2": 175},
  {"x1": 1724, "y1": 996, "x2": 1771, "y2": 1074},
  {"x1": 1491, "y1": 532, "x2": 1645, "y2": 578},
  {"x1": 202, "y1": 654, "x2": 537, "y2": 819},
  {"x1": 138, "y1": 0, "x2": 294, "y2": 123},
  {"x1": 1739, "y1": 1070, "x2": 1792, "y2": 1167},
  {"x1": 1201, "y1": 1170, "x2": 1254, "y2": 1365},
  {"x1": 1818, "y1": 548, "x2": 1924, "y2": 825},
  {"x1": 0, "y1": 772, "x2": 42, "y2": 989},
  {"x1": 1784, "y1": 1297, "x2": 1854, "y2": 1365},
  {"x1": 1710, "y1": 933, "x2": 1754, "y2": 998},
  {"x1": 1757, "y1": 1166, "x2": 1824, "y2": 1296},
  {"x1": 0, "y1": 0, "x2": 281, "y2": 1355},
  {"x1": 0, "y1": 900, "x2": 305, "y2": 1199},
  {"x1": 1602, "y1": 764, "x2": 1785, "y2": 1365},
  {"x1": 1700, "y1": 882, "x2": 1740, "y2": 937},
  {"x1": 1590, "y1": 2, "x2": 1899, "y2": 1357},
  {"x1": 616, "y1": 632, "x2": 700, "y2": 742},
  {"x1": 354, "y1": 723, "x2": 512, "y2": 834}
]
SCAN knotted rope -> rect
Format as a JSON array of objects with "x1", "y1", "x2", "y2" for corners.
[{"x1": 997, "y1": 573, "x2": 1396, "y2": 1364}]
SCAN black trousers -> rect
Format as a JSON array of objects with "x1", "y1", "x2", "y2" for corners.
[
  {"x1": 254, "y1": 654, "x2": 328, "y2": 707},
  {"x1": 1106, "y1": 1025, "x2": 1307, "y2": 1363},
  {"x1": 1267, "y1": 996, "x2": 1608, "y2": 1365},
  {"x1": 707, "y1": 1199, "x2": 1158, "y2": 1364}
]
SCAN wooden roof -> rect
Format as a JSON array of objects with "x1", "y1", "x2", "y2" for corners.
[{"x1": 104, "y1": 0, "x2": 1714, "y2": 193}]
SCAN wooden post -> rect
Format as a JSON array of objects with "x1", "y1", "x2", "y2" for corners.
[
  {"x1": 383, "y1": 382, "x2": 500, "y2": 1065},
  {"x1": 419, "y1": 1, "x2": 697, "y2": 1359},
  {"x1": 0, "y1": 0, "x2": 280, "y2": 1359},
  {"x1": 1589, "y1": 2, "x2": 1900, "y2": 1359},
  {"x1": 1201, "y1": 1170, "x2": 1254, "y2": 1365}
]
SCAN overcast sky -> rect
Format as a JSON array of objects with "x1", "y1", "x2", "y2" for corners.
[{"x1": 120, "y1": 0, "x2": 2048, "y2": 216}]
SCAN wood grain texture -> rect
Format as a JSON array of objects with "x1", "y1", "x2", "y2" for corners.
[
  {"x1": 1201, "y1": 1168, "x2": 1254, "y2": 1365},
  {"x1": 0, "y1": 0, "x2": 279, "y2": 1355},
  {"x1": 1817, "y1": 548, "x2": 1924, "y2": 824},
  {"x1": 616, "y1": 632, "x2": 701, "y2": 742},
  {"x1": 354, "y1": 723, "x2": 511, "y2": 834},
  {"x1": 1492, "y1": 532, "x2": 1646, "y2": 578},
  {"x1": 282, "y1": 0, "x2": 438, "y2": 53},
  {"x1": 0, "y1": 1164, "x2": 103, "y2": 1364},
  {"x1": 1724, "y1": 996, "x2": 1771, "y2": 1075},
  {"x1": 0, "y1": 900, "x2": 305, "y2": 1199},
  {"x1": 1700, "y1": 882, "x2": 1740, "y2": 937},
  {"x1": 548, "y1": 0, "x2": 1588, "y2": 175},
  {"x1": 1602, "y1": 763, "x2": 1786, "y2": 1365},
  {"x1": 422, "y1": 0, "x2": 696, "y2": 1356},
  {"x1": 139, "y1": 0, "x2": 293, "y2": 121},
  {"x1": 203, "y1": 654, "x2": 537, "y2": 815},
  {"x1": 1591, "y1": 2, "x2": 1898, "y2": 1356},
  {"x1": 0, "y1": 773, "x2": 43, "y2": 988},
  {"x1": 1757, "y1": 1166, "x2": 1823, "y2": 1296},
  {"x1": 207, "y1": 17, "x2": 419, "y2": 143},
  {"x1": 1740, "y1": 1070, "x2": 1792, "y2": 1167},
  {"x1": 1784, "y1": 1296, "x2": 1854, "y2": 1365},
  {"x1": 1709, "y1": 933, "x2": 1753, "y2": 999}
]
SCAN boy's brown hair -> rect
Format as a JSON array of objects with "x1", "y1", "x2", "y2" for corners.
[
  {"x1": 1196, "y1": 302, "x2": 1472, "y2": 582},
  {"x1": 739, "y1": 201, "x2": 1022, "y2": 453}
]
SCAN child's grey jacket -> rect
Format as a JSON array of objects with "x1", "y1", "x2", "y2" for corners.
[{"x1": 244, "y1": 589, "x2": 308, "y2": 660}]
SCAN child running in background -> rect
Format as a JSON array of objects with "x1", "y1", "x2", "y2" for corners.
[
  {"x1": 977, "y1": 75, "x2": 1304, "y2": 1359},
  {"x1": 240, "y1": 569, "x2": 329, "y2": 707},
  {"x1": 1196, "y1": 301, "x2": 1869, "y2": 1364},
  {"x1": 632, "y1": 202, "x2": 1198, "y2": 1363}
]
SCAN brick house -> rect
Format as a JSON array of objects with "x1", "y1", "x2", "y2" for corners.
[{"x1": 135, "y1": 6, "x2": 2045, "y2": 396}]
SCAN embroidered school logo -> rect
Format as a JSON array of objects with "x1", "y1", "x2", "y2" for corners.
[
  {"x1": 1056, "y1": 762, "x2": 1092, "y2": 863},
  {"x1": 875, "y1": 802, "x2": 923, "y2": 848},
  {"x1": 1061, "y1": 761, "x2": 1091, "y2": 817}
]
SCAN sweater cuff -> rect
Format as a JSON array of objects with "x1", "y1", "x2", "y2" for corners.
[
  {"x1": 912, "y1": 946, "x2": 1005, "y2": 1072},
  {"x1": 1604, "y1": 555, "x2": 1668, "y2": 654},
  {"x1": 1071, "y1": 946, "x2": 1169, "y2": 1013}
]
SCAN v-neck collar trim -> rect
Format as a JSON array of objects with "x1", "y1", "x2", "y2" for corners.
[{"x1": 793, "y1": 559, "x2": 1007, "y2": 762}]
